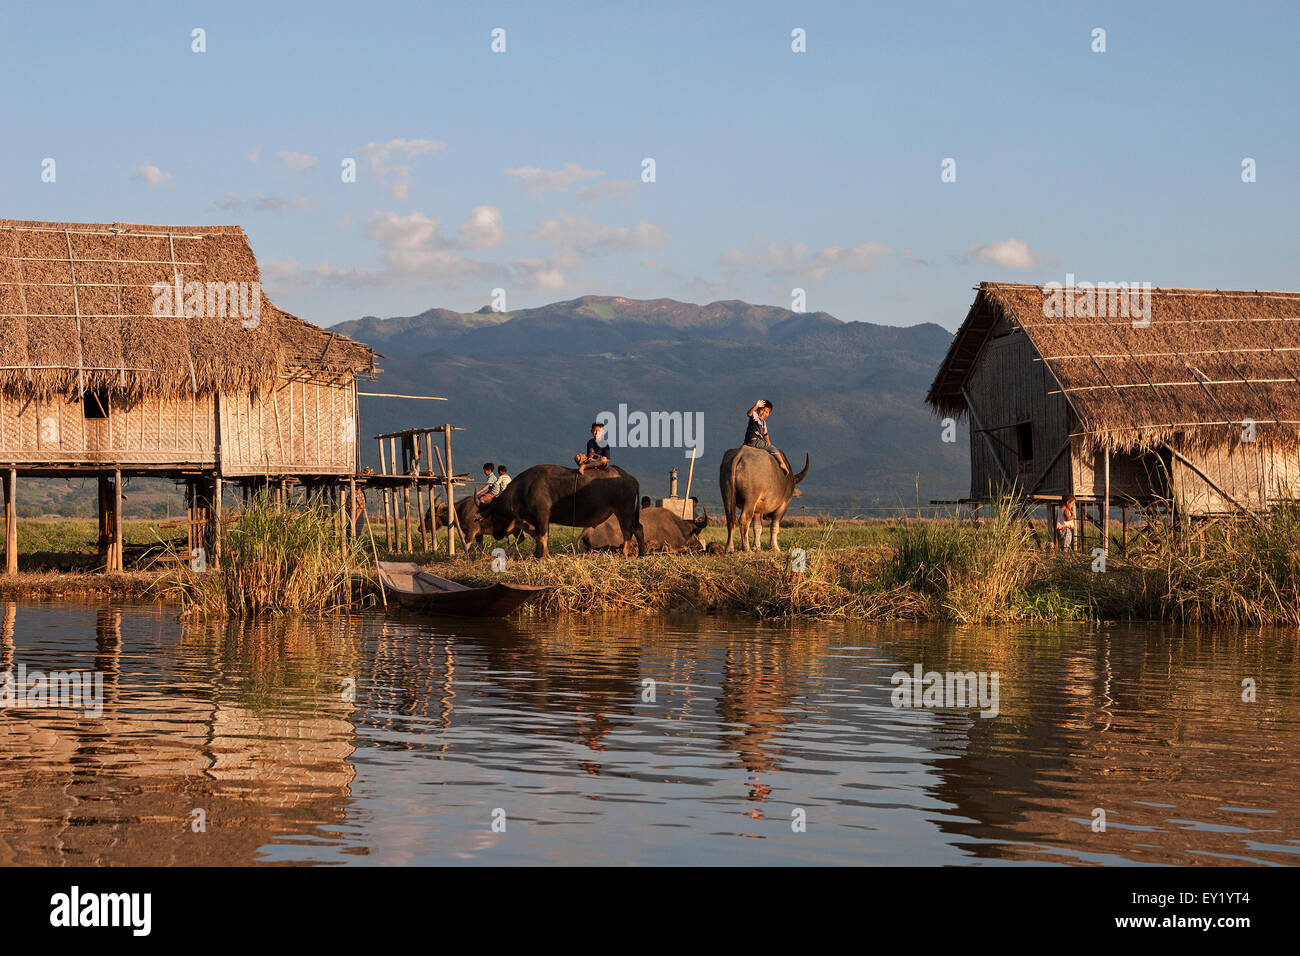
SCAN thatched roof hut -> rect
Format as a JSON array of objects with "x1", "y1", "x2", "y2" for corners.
[
  {"x1": 0, "y1": 219, "x2": 374, "y2": 401},
  {"x1": 928, "y1": 281, "x2": 1300, "y2": 514},
  {"x1": 0, "y1": 219, "x2": 380, "y2": 573}
]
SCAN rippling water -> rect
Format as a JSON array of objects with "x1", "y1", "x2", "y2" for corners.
[{"x1": 1, "y1": 600, "x2": 1297, "y2": 865}]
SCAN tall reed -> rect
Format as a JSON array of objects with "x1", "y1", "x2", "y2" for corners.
[{"x1": 159, "y1": 486, "x2": 368, "y2": 617}]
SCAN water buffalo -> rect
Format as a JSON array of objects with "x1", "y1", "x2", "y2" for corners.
[
  {"x1": 580, "y1": 506, "x2": 708, "y2": 553},
  {"x1": 484, "y1": 464, "x2": 646, "y2": 558},
  {"x1": 719, "y1": 446, "x2": 810, "y2": 552}
]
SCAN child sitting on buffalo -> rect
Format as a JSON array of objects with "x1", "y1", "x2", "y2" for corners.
[
  {"x1": 575, "y1": 421, "x2": 611, "y2": 475},
  {"x1": 744, "y1": 399, "x2": 790, "y2": 475}
]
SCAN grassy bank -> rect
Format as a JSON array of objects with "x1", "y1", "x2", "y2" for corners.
[{"x1": 7, "y1": 506, "x2": 1300, "y2": 626}]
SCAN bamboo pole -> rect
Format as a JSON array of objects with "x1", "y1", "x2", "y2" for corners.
[
  {"x1": 360, "y1": 500, "x2": 387, "y2": 608},
  {"x1": 417, "y1": 482, "x2": 429, "y2": 551},
  {"x1": 212, "y1": 476, "x2": 223, "y2": 570},
  {"x1": 431, "y1": 431, "x2": 447, "y2": 556},
  {"x1": 443, "y1": 425, "x2": 459, "y2": 555},
  {"x1": 112, "y1": 469, "x2": 123, "y2": 572},
  {"x1": 403, "y1": 484, "x2": 413, "y2": 552},
  {"x1": 1103, "y1": 449, "x2": 1110, "y2": 558},
  {"x1": 378, "y1": 438, "x2": 393, "y2": 549},
  {"x1": 683, "y1": 449, "x2": 697, "y2": 514}
]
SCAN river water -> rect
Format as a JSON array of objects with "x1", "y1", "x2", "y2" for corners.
[{"x1": 0, "y1": 600, "x2": 1297, "y2": 866}]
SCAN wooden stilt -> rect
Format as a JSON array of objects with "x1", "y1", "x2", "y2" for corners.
[
  {"x1": 3, "y1": 469, "x2": 16, "y2": 575},
  {"x1": 97, "y1": 475, "x2": 111, "y2": 570},
  {"x1": 112, "y1": 469, "x2": 123, "y2": 572},
  {"x1": 443, "y1": 424, "x2": 459, "y2": 555},
  {"x1": 1121, "y1": 505, "x2": 1128, "y2": 555},
  {"x1": 1103, "y1": 449, "x2": 1111, "y2": 558},
  {"x1": 403, "y1": 483, "x2": 413, "y2": 552},
  {"x1": 378, "y1": 438, "x2": 393, "y2": 550},
  {"x1": 212, "y1": 475, "x2": 223, "y2": 570},
  {"x1": 417, "y1": 482, "x2": 429, "y2": 551},
  {"x1": 348, "y1": 477, "x2": 358, "y2": 539}
]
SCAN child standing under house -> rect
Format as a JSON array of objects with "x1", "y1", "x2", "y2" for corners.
[
  {"x1": 1056, "y1": 495, "x2": 1078, "y2": 551},
  {"x1": 744, "y1": 399, "x2": 790, "y2": 475},
  {"x1": 575, "y1": 421, "x2": 611, "y2": 475}
]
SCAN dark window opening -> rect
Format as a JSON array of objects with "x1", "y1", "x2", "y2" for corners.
[
  {"x1": 82, "y1": 388, "x2": 110, "y2": 419},
  {"x1": 1016, "y1": 422, "x2": 1033, "y2": 462}
]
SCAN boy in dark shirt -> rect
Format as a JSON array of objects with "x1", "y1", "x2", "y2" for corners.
[
  {"x1": 744, "y1": 399, "x2": 790, "y2": 474},
  {"x1": 574, "y1": 421, "x2": 611, "y2": 475}
]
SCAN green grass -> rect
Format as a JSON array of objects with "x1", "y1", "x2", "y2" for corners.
[
  {"x1": 11, "y1": 502, "x2": 1300, "y2": 625},
  {"x1": 158, "y1": 488, "x2": 368, "y2": 617}
]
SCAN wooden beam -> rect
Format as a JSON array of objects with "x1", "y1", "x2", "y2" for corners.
[
  {"x1": 1023, "y1": 438, "x2": 1072, "y2": 498},
  {"x1": 961, "y1": 388, "x2": 1013, "y2": 484},
  {"x1": 1165, "y1": 446, "x2": 1265, "y2": 526}
]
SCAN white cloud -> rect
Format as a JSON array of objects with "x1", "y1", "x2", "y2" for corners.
[
  {"x1": 276, "y1": 151, "x2": 319, "y2": 174},
  {"x1": 216, "y1": 192, "x2": 313, "y2": 212},
  {"x1": 967, "y1": 238, "x2": 1044, "y2": 270},
  {"x1": 512, "y1": 257, "x2": 571, "y2": 293},
  {"x1": 577, "y1": 180, "x2": 637, "y2": 203},
  {"x1": 131, "y1": 162, "x2": 173, "y2": 186},
  {"x1": 357, "y1": 138, "x2": 447, "y2": 199},
  {"x1": 720, "y1": 237, "x2": 892, "y2": 280},
  {"x1": 530, "y1": 215, "x2": 665, "y2": 253},
  {"x1": 506, "y1": 161, "x2": 604, "y2": 193},
  {"x1": 458, "y1": 205, "x2": 507, "y2": 250}
]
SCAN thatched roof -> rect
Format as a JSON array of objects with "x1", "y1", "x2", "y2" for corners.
[
  {"x1": 0, "y1": 219, "x2": 376, "y2": 400},
  {"x1": 928, "y1": 281, "x2": 1300, "y2": 451}
]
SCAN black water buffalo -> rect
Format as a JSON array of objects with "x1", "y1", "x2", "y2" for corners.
[
  {"x1": 484, "y1": 464, "x2": 646, "y2": 558},
  {"x1": 719, "y1": 446, "x2": 809, "y2": 551},
  {"x1": 424, "y1": 496, "x2": 530, "y2": 550},
  {"x1": 581, "y1": 506, "x2": 708, "y2": 553}
]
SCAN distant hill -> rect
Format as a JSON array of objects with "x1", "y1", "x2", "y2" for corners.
[{"x1": 336, "y1": 296, "x2": 968, "y2": 515}]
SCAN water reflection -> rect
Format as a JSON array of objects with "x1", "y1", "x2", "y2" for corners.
[{"x1": 0, "y1": 601, "x2": 1296, "y2": 865}]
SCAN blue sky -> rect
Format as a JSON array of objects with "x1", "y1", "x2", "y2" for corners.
[{"x1": 1, "y1": 0, "x2": 1296, "y2": 329}]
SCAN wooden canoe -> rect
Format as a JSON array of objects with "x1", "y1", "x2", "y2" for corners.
[{"x1": 376, "y1": 561, "x2": 549, "y2": 618}]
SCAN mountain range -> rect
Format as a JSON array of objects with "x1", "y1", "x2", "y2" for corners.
[{"x1": 335, "y1": 296, "x2": 968, "y2": 515}]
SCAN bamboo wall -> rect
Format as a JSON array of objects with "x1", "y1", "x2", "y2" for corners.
[
  {"x1": 0, "y1": 391, "x2": 216, "y2": 465},
  {"x1": 1172, "y1": 441, "x2": 1300, "y2": 514},
  {"x1": 0, "y1": 377, "x2": 357, "y2": 476},
  {"x1": 964, "y1": 327, "x2": 1072, "y2": 498},
  {"x1": 218, "y1": 378, "x2": 357, "y2": 476}
]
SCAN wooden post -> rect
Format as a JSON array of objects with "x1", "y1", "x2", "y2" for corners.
[
  {"x1": 416, "y1": 482, "x2": 429, "y2": 551},
  {"x1": 444, "y1": 424, "x2": 458, "y2": 555},
  {"x1": 1102, "y1": 449, "x2": 1110, "y2": 558},
  {"x1": 348, "y1": 477, "x2": 358, "y2": 539},
  {"x1": 378, "y1": 438, "x2": 393, "y2": 550},
  {"x1": 112, "y1": 469, "x2": 123, "y2": 572},
  {"x1": 424, "y1": 431, "x2": 439, "y2": 554},
  {"x1": 212, "y1": 475, "x2": 223, "y2": 570},
  {"x1": 1122, "y1": 505, "x2": 1128, "y2": 555},
  {"x1": 97, "y1": 475, "x2": 110, "y2": 570},
  {"x1": 403, "y1": 483, "x2": 413, "y2": 552},
  {"x1": 3, "y1": 469, "x2": 16, "y2": 575}
]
